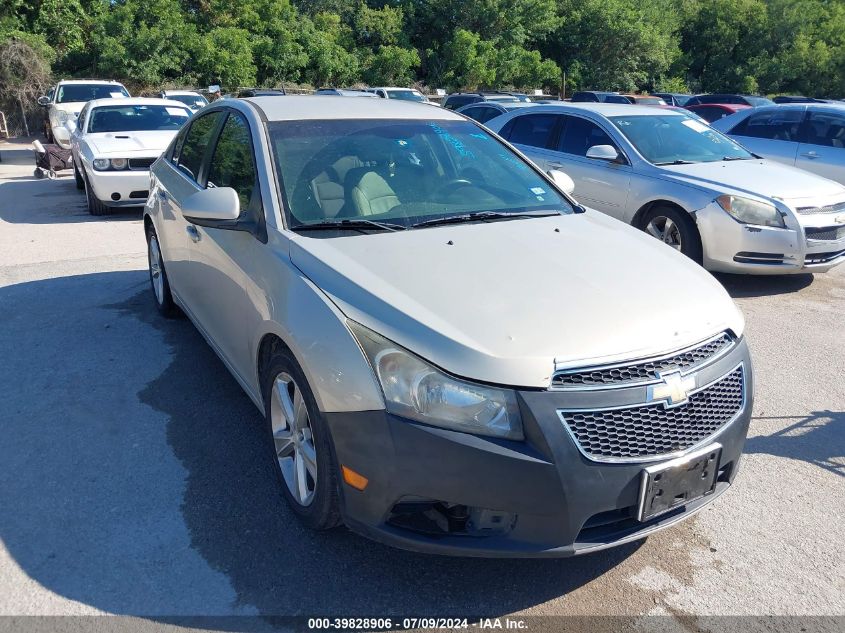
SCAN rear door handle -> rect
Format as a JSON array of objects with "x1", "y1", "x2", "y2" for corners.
[
  {"x1": 801, "y1": 151, "x2": 819, "y2": 159},
  {"x1": 186, "y1": 225, "x2": 201, "y2": 243}
]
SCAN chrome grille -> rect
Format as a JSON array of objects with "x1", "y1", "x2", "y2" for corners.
[
  {"x1": 553, "y1": 333, "x2": 733, "y2": 389},
  {"x1": 128, "y1": 157, "x2": 156, "y2": 170},
  {"x1": 796, "y1": 201, "x2": 845, "y2": 215},
  {"x1": 560, "y1": 366, "x2": 744, "y2": 461},
  {"x1": 806, "y1": 226, "x2": 845, "y2": 241}
]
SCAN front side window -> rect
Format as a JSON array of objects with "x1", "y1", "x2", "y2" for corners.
[
  {"x1": 803, "y1": 111, "x2": 845, "y2": 148},
  {"x1": 77, "y1": 104, "x2": 89, "y2": 132},
  {"x1": 269, "y1": 118, "x2": 573, "y2": 229},
  {"x1": 611, "y1": 114, "x2": 753, "y2": 164},
  {"x1": 177, "y1": 111, "x2": 225, "y2": 181},
  {"x1": 206, "y1": 114, "x2": 258, "y2": 209},
  {"x1": 558, "y1": 116, "x2": 617, "y2": 156},
  {"x1": 732, "y1": 109, "x2": 803, "y2": 141},
  {"x1": 88, "y1": 104, "x2": 190, "y2": 133},
  {"x1": 57, "y1": 84, "x2": 129, "y2": 103},
  {"x1": 386, "y1": 90, "x2": 426, "y2": 102},
  {"x1": 507, "y1": 113, "x2": 558, "y2": 148}
]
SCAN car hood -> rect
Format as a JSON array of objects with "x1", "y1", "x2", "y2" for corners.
[
  {"x1": 658, "y1": 159, "x2": 845, "y2": 202},
  {"x1": 53, "y1": 102, "x2": 87, "y2": 115},
  {"x1": 86, "y1": 131, "x2": 177, "y2": 156},
  {"x1": 290, "y1": 213, "x2": 744, "y2": 388}
]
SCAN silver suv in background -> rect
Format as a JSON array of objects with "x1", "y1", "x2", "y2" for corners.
[
  {"x1": 144, "y1": 96, "x2": 752, "y2": 557},
  {"x1": 712, "y1": 103, "x2": 845, "y2": 186},
  {"x1": 487, "y1": 103, "x2": 845, "y2": 273}
]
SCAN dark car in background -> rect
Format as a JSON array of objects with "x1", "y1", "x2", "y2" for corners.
[
  {"x1": 571, "y1": 91, "x2": 632, "y2": 104},
  {"x1": 442, "y1": 92, "x2": 521, "y2": 110},
  {"x1": 314, "y1": 88, "x2": 377, "y2": 97},
  {"x1": 685, "y1": 103, "x2": 752, "y2": 123},
  {"x1": 686, "y1": 94, "x2": 775, "y2": 107},
  {"x1": 237, "y1": 88, "x2": 286, "y2": 98}
]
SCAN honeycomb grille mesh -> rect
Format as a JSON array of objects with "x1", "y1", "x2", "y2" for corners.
[
  {"x1": 806, "y1": 226, "x2": 845, "y2": 241},
  {"x1": 562, "y1": 366, "x2": 744, "y2": 460},
  {"x1": 796, "y1": 201, "x2": 845, "y2": 215},
  {"x1": 553, "y1": 334, "x2": 732, "y2": 388}
]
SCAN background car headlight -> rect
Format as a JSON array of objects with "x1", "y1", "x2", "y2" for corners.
[
  {"x1": 92, "y1": 158, "x2": 110, "y2": 170},
  {"x1": 716, "y1": 195, "x2": 785, "y2": 228},
  {"x1": 109, "y1": 158, "x2": 127, "y2": 170},
  {"x1": 349, "y1": 321, "x2": 524, "y2": 440},
  {"x1": 56, "y1": 111, "x2": 69, "y2": 124}
]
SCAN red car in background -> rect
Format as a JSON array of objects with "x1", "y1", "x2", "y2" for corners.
[{"x1": 685, "y1": 103, "x2": 752, "y2": 123}]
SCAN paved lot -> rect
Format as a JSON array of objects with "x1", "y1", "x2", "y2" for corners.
[{"x1": 0, "y1": 138, "x2": 843, "y2": 625}]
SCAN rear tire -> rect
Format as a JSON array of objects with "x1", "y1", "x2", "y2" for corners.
[
  {"x1": 145, "y1": 225, "x2": 178, "y2": 318},
  {"x1": 262, "y1": 347, "x2": 341, "y2": 531},
  {"x1": 642, "y1": 205, "x2": 703, "y2": 264},
  {"x1": 83, "y1": 170, "x2": 108, "y2": 216}
]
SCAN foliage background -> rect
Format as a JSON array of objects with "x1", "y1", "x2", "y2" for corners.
[{"x1": 2, "y1": 0, "x2": 845, "y2": 133}]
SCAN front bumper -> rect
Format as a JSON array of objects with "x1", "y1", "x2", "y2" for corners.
[
  {"x1": 326, "y1": 339, "x2": 753, "y2": 557},
  {"x1": 86, "y1": 168, "x2": 151, "y2": 207},
  {"x1": 696, "y1": 202, "x2": 845, "y2": 274}
]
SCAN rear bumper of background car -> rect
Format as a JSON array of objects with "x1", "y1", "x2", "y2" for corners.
[
  {"x1": 696, "y1": 202, "x2": 845, "y2": 274},
  {"x1": 325, "y1": 339, "x2": 753, "y2": 557}
]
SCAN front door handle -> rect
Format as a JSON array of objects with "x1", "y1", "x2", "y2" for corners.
[
  {"x1": 186, "y1": 225, "x2": 201, "y2": 243},
  {"x1": 801, "y1": 151, "x2": 819, "y2": 159},
  {"x1": 548, "y1": 161, "x2": 565, "y2": 169},
  {"x1": 158, "y1": 189, "x2": 168, "y2": 200}
]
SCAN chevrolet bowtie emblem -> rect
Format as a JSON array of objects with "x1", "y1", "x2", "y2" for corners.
[{"x1": 647, "y1": 371, "x2": 695, "y2": 408}]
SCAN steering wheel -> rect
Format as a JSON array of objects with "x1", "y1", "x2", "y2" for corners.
[{"x1": 436, "y1": 178, "x2": 474, "y2": 198}]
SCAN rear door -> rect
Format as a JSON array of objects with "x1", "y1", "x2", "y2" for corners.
[
  {"x1": 727, "y1": 107, "x2": 804, "y2": 167},
  {"x1": 796, "y1": 109, "x2": 845, "y2": 185}
]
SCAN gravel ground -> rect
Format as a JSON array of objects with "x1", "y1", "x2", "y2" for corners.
[{"x1": 0, "y1": 138, "x2": 842, "y2": 630}]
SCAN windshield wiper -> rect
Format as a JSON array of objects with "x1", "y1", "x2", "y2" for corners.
[
  {"x1": 654, "y1": 159, "x2": 696, "y2": 165},
  {"x1": 411, "y1": 210, "x2": 559, "y2": 229},
  {"x1": 722, "y1": 156, "x2": 750, "y2": 161},
  {"x1": 291, "y1": 219, "x2": 407, "y2": 233}
]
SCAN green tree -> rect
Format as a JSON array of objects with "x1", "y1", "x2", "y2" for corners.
[
  {"x1": 362, "y1": 44, "x2": 420, "y2": 85},
  {"x1": 193, "y1": 26, "x2": 256, "y2": 87},
  {"x1": 439, "y1": 29, "x2": 496, "y2": 90}
]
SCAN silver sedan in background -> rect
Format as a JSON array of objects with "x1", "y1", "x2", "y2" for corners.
[
  {"x1": 712, "y1": 103, "x2": 845, "y2": 186},
  {"x1": 486, "y1": 103, "x2": 845, "y2": 274}
]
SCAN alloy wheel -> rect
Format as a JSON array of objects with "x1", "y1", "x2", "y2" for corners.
[
  {"x1": 646, "y1": 215, "x2": 683, "y2": 251},
  {"x1": 270, "y1": 372, "x2": 318, "y2": 506}
]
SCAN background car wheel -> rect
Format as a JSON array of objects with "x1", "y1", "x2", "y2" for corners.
[
  {"x1": 262, "y1": 348, "x2": 341, "y2": 531},
  {"x1": 145, "y1": 226, "x2": 177, "y2": 317},
  {"x1": 642, "y1": 205, "x2": 702, "y2": 264},
  {"x1": 73, "y1": 162, "x2": 84, "y2": 190},
  {"x1": 83, "y1": 170, "x2": 108, "y2": 216}
]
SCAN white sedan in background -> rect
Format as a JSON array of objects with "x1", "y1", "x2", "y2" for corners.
[
  {"x1": 70, "y1": 98, "x2": 192, "y2": 215},
  {"x1": 488, "y1": 103, "x2": 845, "y2": 274},
  {"x1": 159, "y1": 90, "x2": 209, "y2": 112}
]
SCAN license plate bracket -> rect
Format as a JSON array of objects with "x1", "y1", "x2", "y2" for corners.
[{"x1": 637, "y1": 443, "x2": 722, "y2": 522}]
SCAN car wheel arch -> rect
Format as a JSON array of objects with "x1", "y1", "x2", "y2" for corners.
[{"x1": 633, "y1": 199, "x2": 696, "y2": 230}]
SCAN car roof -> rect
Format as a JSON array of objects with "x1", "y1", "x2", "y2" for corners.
[
  {"x1": 57, "y1": 79, "x2": 125, "y2": 85},
  {"x1": 245, "y1": 95, "x2": 462, "y2": 121},
  {"x1": 163, "y1": 90, "x2": 202, "y2": 96},
  {"x1": 688, "y1": 103, "x2": 751, "y2": 109},
  {"x1": 373, "y1": 87, "x2": 420, "y2": 91},
  {"x1": 85, "y1": 97, "x2": 191, "y2": 109},
  {"x1": 512, "y1": 102, "x2": 682, "y2": 117}
]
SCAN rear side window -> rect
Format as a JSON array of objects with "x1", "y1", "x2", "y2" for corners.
[
  {"x1": 558, "y1": 116, "x2": 617, "y2": 156},
  {"x1": 732, "y1": 109, "x2": 804, "y2": 141},
  {"x1": 176, "y1": 111, "x2": 224, "y2": 182},
  {"x1": 691, "y1": 106, "x2": 727, "y2": 123},
  {"x1": 802, "y1": 111, "x2": 845, "y2": 147},
  {"x1": 507, "y1": 113, "x2": 559, "y2": 148},
  {"x1": 463, "y1": 106, "x2": 499, "y2": 124},
  {"x1": 206, "y1": 114, "x2": 258, "y2": 209}
]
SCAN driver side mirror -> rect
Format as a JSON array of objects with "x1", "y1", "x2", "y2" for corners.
[
  {"x1": 586, "y1": 144, "x2": 622, "y2": 162},
  {"x1": 182, "y1": 187, "x2": 241, "y2": 223},
  {"x1": 547, "y1": 169, "x2": 575, "y2": 195},
  {"x1": 37, "y1": 96, "x2": 50, "y2": 107}
]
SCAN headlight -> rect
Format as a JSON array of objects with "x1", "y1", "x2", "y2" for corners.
[
  {"x1": 349, "y1": 321, "x2": 524, "y2": 440},
  {"x1": 716, "y1": 195, "x2": 785, "y2": 228},
  {"x1": 110, "y1": 158, "x2": 127, "y2": 170},
  {"x1": 92, "y1": 158, "x2": 110, "y2": 170}
]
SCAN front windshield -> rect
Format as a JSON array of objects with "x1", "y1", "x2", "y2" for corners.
[
  {"x1": 745, "y1": 96, "x2": 775, "y2": 106},
  {"x1": 57, "y1": 84, "x2": 129, "y2": 103},
  {"x1": 168, "y1": 94, "x2": 208, "y2": 109},
  {"x1": 610, "y1": 115, "x2": 752, "y2": 164},
  {"x1": 387, "y1": 90, "x2": 426, "y2": 102},
  {"x1": 88, "y1": 104, "x2": 190, "y2": 133},
  {"x1": 269, "y1": 118, "x2": 573, "y2": 229}
]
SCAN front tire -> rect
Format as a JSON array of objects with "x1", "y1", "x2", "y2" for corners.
[
  {"x1": 642, "y1": 205, "x2": 703, "y2": 264},
  {"x1": 73, "y1": 161, "x2": 84, "y2": 190},
  {"x1": 83, "y1": 170, "x2": 109, "y2": 216},
  {"x1": 262, "y1": 348, "x2": 341, "y2": 531},
  {"x1": 145, "y1": 225, "x2": 177, "y2": 317}
]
